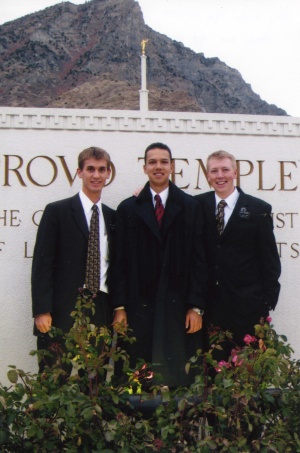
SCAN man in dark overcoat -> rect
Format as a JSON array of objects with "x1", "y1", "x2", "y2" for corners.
[
  {"x1": 194, "y1": 150, "x2": 281, "y2": 360},
  {"x1": 112, "y1": 143, "x2": 207, "y2": 387},
  {"x1": 32, "y1": 146, "x2": 115, "y2": 372}
]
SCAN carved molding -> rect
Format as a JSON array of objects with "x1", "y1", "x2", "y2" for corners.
[{"x1": 0, "y1": 107, "x2": 299, "y2": 137}]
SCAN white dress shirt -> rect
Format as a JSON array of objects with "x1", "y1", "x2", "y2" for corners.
[
  {"x1": 79, "y1": 190, "x2": 109, "y2": 293},
  {"x1": 150, "y1": 186, "x2": 169, "y2": 207},
  {"x1": 215, "y1": 187, "x2": 239, "y2": 229}
]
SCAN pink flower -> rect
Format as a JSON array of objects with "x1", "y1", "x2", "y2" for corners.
[
  {"x1": 146, "y1": 371, "x2": 154, "y2": 380},
  {"x1": 243, "y1": 334, "x2": 257, "y2": 345},
  {"x1": 154, "y1": 439, "x2": 164, "y2": 451},
  {"x1": 258, "y1": 339, "x2": 267, "y2": 351},
  {"x1": 215, "y1": 360, "x2": 230, "y2": 372},
  {"x1": 219, "y1": 360, "x2": 229, "y2": 367},
  {"x1": 232, "y1": 355, "x2": 244, "y2": 367},
  {"x1": 231, "y1": 349, "x2": 244, "y2": 367},
  {"x1": 266, "y1": 316, "x2": 272, "y2": 323}
]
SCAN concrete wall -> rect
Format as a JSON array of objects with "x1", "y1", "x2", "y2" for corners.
[{"x1": 1, "y1": 106, "x2": 299, "y2": 385}]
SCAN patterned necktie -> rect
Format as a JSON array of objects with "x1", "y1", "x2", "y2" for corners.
[
  {"x1": 85, "y1": 204, "x2": 100, "y2": 294},
  {"x1": 154, "y1": 194, "x2": 164, "y2": 228},
  {"x1": 216, "y1": 200, "x2": 227, "y2": 235}
]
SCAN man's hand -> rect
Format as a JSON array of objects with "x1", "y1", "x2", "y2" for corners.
[
  {"x1": 185, "y1": 309, "x2": 202, "y2": 333},
  {"x1": 133, "y1": 186, "x2": 143, "y2": 197},
  {"x1": 112, "y1": 309, "x2": 128, "y2": 333},
  {"x1": 35, "y1": 313, "x2": 52, "y2": 333}
]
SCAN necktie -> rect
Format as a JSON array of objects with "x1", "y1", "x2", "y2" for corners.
[
  {"x1": 216, "y1": 200, "x2": 227, "y2": 235},
  {"x1": 85, "y1": 204, "x2": 100, "y2": 294},
  {"x1": 154, "y1": 194, "x2": 164, "y2": 228}
]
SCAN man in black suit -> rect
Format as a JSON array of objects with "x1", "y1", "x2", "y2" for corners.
[
  {"x1": 32, "y1": 146, "x2": 115, "y2": 372},
  {"x1": 111, "y1": 143, "x2": 207, "y2": 387},
  {"x1": 195, "y1": 150, "x2": 281, "y2": 360}
]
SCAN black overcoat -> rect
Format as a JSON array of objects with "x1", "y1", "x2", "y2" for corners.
[
  {"x1": 31, "y1": 193, "x2": 115, "y2": 333},
  {"x1": 194, "y1": 187, "x2": 281, "y2": 341},
  {"x1": 112, "y1": 182, "x2": 207, "y2": 387}
]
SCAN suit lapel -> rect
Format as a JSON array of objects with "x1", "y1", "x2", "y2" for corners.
[
  {"x1": 135, "y1": 182, "x2": 184, "y2": 242},
  {"x1": 102, "y1": 204, "x2": 115, "y2": 240},
  {"x1": 222, "y1": 189, "x2": 247, "y2": 237},
  {"x1": 203, "y1": 189, "x2": 247, "y2": 238},
  {"x1": 161, "y1": 183, "x2": 182, "y2": 237},
  {"x1": 136, "y1": 183, "x2": 162, "y2": 243},
  {"x1": 71, "y1": 194, "x2": 89, "y2": 240},
  {"x1": 204, "y1": 192, "x2": 219, "y2": 236}
]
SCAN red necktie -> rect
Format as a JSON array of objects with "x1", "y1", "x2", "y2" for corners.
[{"x1": 154, "y1": 194, "x2": 164, "y2": 228}]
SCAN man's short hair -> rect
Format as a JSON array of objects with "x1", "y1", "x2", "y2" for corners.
[
  {"x1": 78, "y1": 146, "x2": 111, "y2": 170},
  {"x1": 207, "y1": 150, "x2": 237, "y2": 170},
  {"x1": 144, "y1": 142, "x2": 173, "y2": 163}
]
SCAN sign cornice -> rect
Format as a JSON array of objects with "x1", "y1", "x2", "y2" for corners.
[{"x1": 0, "y1": 107, "x2": 299, "y2": 137}]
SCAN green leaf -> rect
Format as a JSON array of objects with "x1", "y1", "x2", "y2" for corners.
[
  {"x1": 0, "y1": 396, "x2": 6, "y2": 409},
  {"x1": 112, "y1": 394, "x2": 119, "y2": 405},
  {"x1": 7, "y1": 369, "x2": 18, "y2": 383},
  {"x1": 178, "y1": 398, "x2": 187, "y2": 411},
  {"x1": 82, "y1": 407, "x2": 94, "y2": 422},
  {"x1": 17, "y1": 369, "x2": 26, "y2": 377},
  {"x1": 207, "y1": 439, "x2": 218, "y2": 449},
  {"x1": 223, "y1": 378, "x2": 233, "y2": 388},
  {"x1": 0, "y1": 430, "x2": 8, "y2": 445},
  {"x1": 185, "y1": 362, "x2": 191, "y2": 374},
  {"x1": 161, "y1": 392, "x2": 171, "y2": 403}
]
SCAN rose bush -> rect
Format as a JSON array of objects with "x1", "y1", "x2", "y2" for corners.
[{"x1": 0, "y1": 293, "x2": 299, "y2": 452}]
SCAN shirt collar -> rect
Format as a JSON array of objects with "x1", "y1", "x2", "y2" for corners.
[
  {"x1": 79, "y1": 190, "x2": 102, "y2": 214},
  {"x1": 150, "y1": 186, "x2": 169, "y2": 206},
  {"x1": 215, "y1": 187, "x2": 239, "y2": 209}
]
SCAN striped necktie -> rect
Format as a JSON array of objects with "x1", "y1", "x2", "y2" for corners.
[
  {"x1": 216, "y1": 199, "x2": 227, "y2": 235},
  {"x1": 154, "y1": 194, "x2": 164, "y2": 228}
]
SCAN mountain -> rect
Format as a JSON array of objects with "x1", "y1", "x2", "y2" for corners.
[{"x1": 0, "y1": 0, "x2": 286, "y2": 115}]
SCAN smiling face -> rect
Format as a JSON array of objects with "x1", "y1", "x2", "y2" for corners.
[
  {"x1": 143, "y1": 148, "x2": 173, "y2": 192},
  {"x1": 207, "y1": 157, "x2": 237, "y2": 198},
  {"x1": 77, "y1": 158, "x2": 111, "y2": 202}
]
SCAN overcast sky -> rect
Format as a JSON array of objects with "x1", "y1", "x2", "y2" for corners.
[{"x1": 1, "y1": 0, "x2": 300, "y2": 117}]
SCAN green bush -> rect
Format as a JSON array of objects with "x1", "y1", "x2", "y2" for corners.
[{"x1": 0, "y1": 292, "x2": 300, "y2": 452}]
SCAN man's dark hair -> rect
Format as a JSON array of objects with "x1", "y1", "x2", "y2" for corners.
[
  {"x1": 78, "y1": 146, "x2": 111, "y2": 170},
  {"x1": 144, "y1": 142, "x2": 172, "y2": 163}
]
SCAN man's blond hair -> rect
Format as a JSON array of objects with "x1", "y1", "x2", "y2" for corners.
[{"x1": 207, "y1": 150, "x2": 237, "y2": 170}]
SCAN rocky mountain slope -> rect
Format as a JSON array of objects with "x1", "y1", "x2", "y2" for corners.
[{"x1": 0, "y1": 0, "x2": 286, "y2": 114}]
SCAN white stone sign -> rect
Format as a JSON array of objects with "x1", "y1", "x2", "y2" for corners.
[{"x1": 1, "y1": 106, "x2": 299, "y2": 385}]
